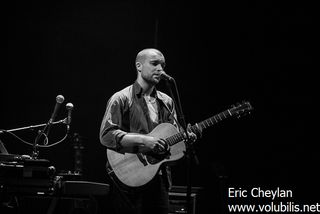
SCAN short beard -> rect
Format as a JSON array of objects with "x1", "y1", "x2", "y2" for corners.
[{"x1": 143, "y1": 75, "x2": 159, "y2": 85}]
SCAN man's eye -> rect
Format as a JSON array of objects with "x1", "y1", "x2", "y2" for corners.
[{"x1": 151, "y1": 61, "x2": 166, "y2": 68}]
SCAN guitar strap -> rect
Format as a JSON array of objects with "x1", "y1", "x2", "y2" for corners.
[{"x1": 158, "y1": 98, "x2": 182, "y2": 131}]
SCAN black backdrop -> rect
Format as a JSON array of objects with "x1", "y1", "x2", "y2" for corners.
[{"x1": 3, "y1": 0, "x2": 318, "y2": 213}]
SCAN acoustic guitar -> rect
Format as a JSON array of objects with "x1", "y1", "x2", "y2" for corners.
[{"x1": 107, "y1": 101, "x2": 253, "y2": 187}]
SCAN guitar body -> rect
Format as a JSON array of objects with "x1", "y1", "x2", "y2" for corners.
[
  {"x1": 106, "y1": 101, "x2": 253, "y2": 188},
  {"x1": 107, "y1": 123, "x2": 186, "y2": 187}
]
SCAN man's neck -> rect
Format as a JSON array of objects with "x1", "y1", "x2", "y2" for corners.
[{"x1": 136, "y1": 78, "x2": 155, "y2": 96}]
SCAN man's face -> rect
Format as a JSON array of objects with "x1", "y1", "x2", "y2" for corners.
[{"x1": 139, "y1": 51, "x2": 166, "y2": 85}]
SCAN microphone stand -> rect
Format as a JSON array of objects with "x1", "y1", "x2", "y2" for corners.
[
  {"x1": 165, "y1": 78, "x2": 199, "y2": 214},
  {"x1": 0, "y1": 119, "x2": 67, "y2": 159},
  {"x1": 32, "y1": 119, "x2": 53, "y2": 159}
]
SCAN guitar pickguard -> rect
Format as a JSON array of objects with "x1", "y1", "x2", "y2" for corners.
[
  {"x1": 137, "y1": 153, "x2": 148, "y2": 166},
  {"x1": 146, "y1": 151, "x2": 171, "y2": 164}
]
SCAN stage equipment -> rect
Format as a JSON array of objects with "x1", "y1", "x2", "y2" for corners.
[
  {"x1": 0, "y1": 95, "x2": 74, "y2": 159},
  {"x1": 169, "y1": 186, "x2": 202, "y2": 214}
]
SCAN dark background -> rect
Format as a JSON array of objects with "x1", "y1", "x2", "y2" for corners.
[{"x1": 2, "y1": 0, "x2": 318, "y2": 213}]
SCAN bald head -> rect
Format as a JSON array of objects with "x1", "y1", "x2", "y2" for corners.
[{"x1": 135, "y1": 48, "x2": 164, "y2": 64}]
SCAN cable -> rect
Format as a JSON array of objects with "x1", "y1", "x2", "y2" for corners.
[{"x1": 1, "y1": 126, "x2": 69, "y2": 148}]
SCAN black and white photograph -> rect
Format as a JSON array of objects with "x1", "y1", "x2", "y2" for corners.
[{"x1": 2, "y1": 1, "x2": 318, "y2": 213}]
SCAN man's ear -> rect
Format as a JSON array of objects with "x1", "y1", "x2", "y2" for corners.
[{"x1": 136, "y1": 62, "x2": 142, "y2": 72}]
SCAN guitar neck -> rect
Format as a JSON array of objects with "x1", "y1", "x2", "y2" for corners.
[
  {"x1": 195, "y1": 109, "x2": 233, "y2": 130},
  {"x1": 166, "y1": 109, "x2": 233, "y2": 146}
]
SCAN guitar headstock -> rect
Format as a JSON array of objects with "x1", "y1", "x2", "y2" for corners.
[{"x1": 230, "y1": 101, "x2": 253, "y2": 118}]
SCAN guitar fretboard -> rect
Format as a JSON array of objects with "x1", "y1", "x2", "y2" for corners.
[
  {"x1": 165, "y1": 109, "x2": 233, "y2": 146},
  {"x1": 197, "y1": 109, "x2": 233, "y2": 130}
]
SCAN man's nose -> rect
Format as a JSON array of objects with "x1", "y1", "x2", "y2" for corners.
[{"x1": 156, "y1": 64, "x2": 164, "y2": 71}]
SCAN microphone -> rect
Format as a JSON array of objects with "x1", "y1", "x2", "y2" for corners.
[
  {"x1": 43, "y1": 95, "x2": 64, "y2": 138},
  {"x1": 66, "y1": 103, "x2": 74, "y2": 127},
  {"x1": 160, "y1": 71, "x2": 174, "y2": 81},
  {"x1": 49, "y1": 95, "x2": 65, "y2": 123}
]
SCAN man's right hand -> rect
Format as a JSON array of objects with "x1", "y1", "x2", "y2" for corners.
[{"x1": 144, "y1": 136, "x2": 169, "y2": 154}]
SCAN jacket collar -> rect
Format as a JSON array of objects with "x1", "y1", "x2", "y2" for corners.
[{"x1": 133, "y1": 81, "x2": 157, "y2": 98}]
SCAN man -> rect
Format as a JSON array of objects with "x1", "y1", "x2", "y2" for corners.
[{"x1": 99, "y1": 48, "x2": 199, "y2": 214}]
